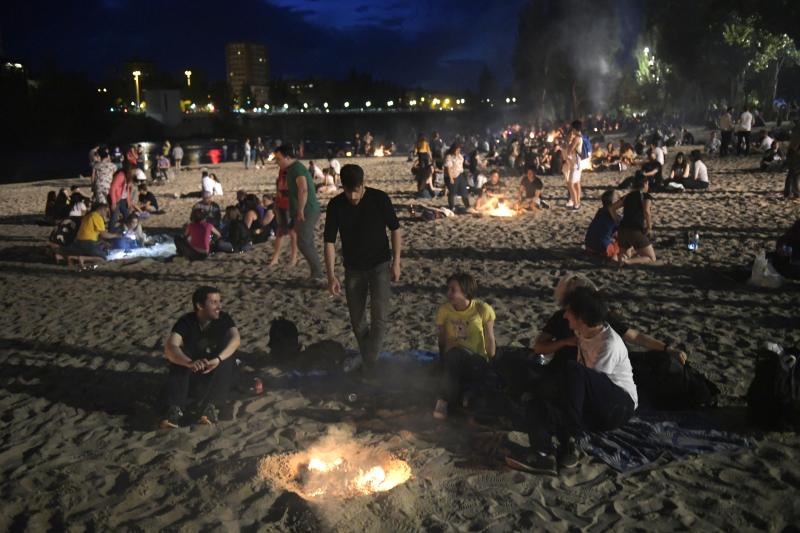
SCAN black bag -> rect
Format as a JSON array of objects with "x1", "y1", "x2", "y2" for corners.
[
  {"x1": 268, "y1": 318, "x2": 300, "y2": 360},
  {"x1": 630, "y1": 351, "x2": 720, "y2": 410},
  {"x1": 298, "y1": 340, "x2": 348, "y2": 372},
  {"x1": 746, "y1": 345, "x2": 800, "y2": 429}
]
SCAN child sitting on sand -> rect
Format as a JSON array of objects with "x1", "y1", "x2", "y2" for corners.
[{"x1": 433, "y1": 272, "x2": 496, "y2": 420}]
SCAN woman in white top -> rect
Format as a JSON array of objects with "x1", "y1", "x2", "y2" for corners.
[{"x1": 683, "y1": 150, "x2": 709, "y2": 190}]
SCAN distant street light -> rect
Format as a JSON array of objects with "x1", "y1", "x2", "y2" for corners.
[
  {"x1": 323, "y1": 102, "x2": 329, "y2": 108},
  {"x1": 365, "y1": 100, "x2": 372, "y2": 108},
  {"x1": 132, "y1": 70, "x2": 142, "y2": 110},
  {"x1": 344, "y1": 101, "x2": 350, "y2": 108},
  {"x1": 184, "y1": 70, "x2": 192, "y2": 87}
]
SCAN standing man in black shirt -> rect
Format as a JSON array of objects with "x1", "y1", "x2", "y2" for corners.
[
  {"x1": 160, "y1": 286, "x2": 241, "y2": 428},
  {"x1": 324, "y1": 164, "x2": 402, "y2": 370}
]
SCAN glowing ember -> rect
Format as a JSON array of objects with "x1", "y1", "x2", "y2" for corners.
[
  {"x1": 267, "y1": 153, "x2": 275, "y2": 162},
  {"x1": 258, "y1": 430, "x2": 412, "y2": 500},
  {"x1": 487, "y1": 201, "x2": 516, "y2": 217}
]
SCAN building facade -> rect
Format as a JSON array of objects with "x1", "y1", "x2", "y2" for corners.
[{"x1": 225, "y1": 42, "x2": 269, "y2": 107}]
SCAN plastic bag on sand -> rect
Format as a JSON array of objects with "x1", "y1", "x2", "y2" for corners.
[{"x1": 748, "y1": 251, "x2": 783, "y2": 289}]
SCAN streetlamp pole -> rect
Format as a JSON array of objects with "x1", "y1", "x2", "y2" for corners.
[
  {"x1": 132, "y1": 70, "x2": 142, "y2": 110},
  {"x1": 184, "y1": 70, "x2": 192, "y2": 87}
]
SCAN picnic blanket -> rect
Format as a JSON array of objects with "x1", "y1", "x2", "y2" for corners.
[
  {"x1": 106, "y1": 241, "x2": 176, "y2": 261},
  {"x1": 579, "y1": 413, "x2": 754, "y2": 473}
]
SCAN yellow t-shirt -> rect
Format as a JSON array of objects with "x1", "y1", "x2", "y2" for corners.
[
  {"x1": 435, "y1": 299, "x2": 496, "y2": 359},
  {"x1": 76, "y1": 211, "x2": 106, "y2": 241}
]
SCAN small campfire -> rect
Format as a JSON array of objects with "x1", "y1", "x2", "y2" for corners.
[
  {"x1": 487, "y1": 201, "x2": 516, "y2": 218},
  {"x1": 373, "y1": 145, "x2": 386, "y2": 157},
  {"x1": 258, "y1": 428, "x2": 411, "y2": 500}
]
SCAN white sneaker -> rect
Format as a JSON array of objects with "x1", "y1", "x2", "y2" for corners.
[
  {"x1": 433, "y1": 399, "x2": 448, "y2": 420},
  {"x1": 566, "y1": 200, "x2": 575, "y2": 208}
]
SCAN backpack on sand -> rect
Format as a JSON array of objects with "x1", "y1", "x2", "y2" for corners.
[
  {"x1": 630, "y1": 351, "x2": 720, "y2": 410},
  {"x1": 747, "y1": 343, "x2": 800, "y2": 429}
]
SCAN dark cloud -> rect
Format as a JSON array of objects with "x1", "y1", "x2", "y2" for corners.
[{"x1": 1, "y1": 0, "x2": 526, "y2": 91}]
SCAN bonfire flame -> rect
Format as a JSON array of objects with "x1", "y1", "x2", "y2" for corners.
[
  {"x1": 488, "y1": 201, "x2": 516, "y2": 218},
  {"x1": 373, "y1": 145, "x2": 386, "y2": 157},
  {"x1": 267, "y1": 153, "x2": 275, "y2": 162},
  {"x1": 258, "y1": 427, "x2": 412, "y2": 500}
]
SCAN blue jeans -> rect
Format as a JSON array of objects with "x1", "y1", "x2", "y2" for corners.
[
  {"x1": 447, "y1": 172, "x2": 470, "y2": 210},
  {"x1": 344, "y1": 261, "x2": 391, "y2": 364}
]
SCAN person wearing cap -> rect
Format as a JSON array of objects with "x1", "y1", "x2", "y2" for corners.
[
  {"x1": 323, "y1": 164, "x2": 401, "y2": 370},
  {"x1": 273, "y1": 143, "x2": 324, "y2": 281}
]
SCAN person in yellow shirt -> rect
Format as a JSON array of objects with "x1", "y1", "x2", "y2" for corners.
[
  {"x1": 73, "y1": 203, "x2": 120, "y2": 257},
  {"x1": 433, "y1": 272, "x2": 496, "y2": 420}
]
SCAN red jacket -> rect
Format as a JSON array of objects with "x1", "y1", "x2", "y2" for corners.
[{"x1": 109, "y1": 170, "x2": 133, "y2": 208}]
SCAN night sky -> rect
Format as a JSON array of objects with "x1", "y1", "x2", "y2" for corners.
[{"x1": 2, "y1": 0, "x2": 527, "y2": 91}]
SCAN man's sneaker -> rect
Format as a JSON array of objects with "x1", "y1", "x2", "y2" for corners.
[
  {"x1": 198, "y1": 403, "x2": 219, "y2": 425},
  {"x1": 505, "y1": 451, "x2": 557, "y2": 475},
  {"x1": 557, "y1": 437, "x2": 580, "y2": 469},
  {"x1": 159, "y1": 406, "x2": 183, "y2": 429},
  {"x1": 433, "y1": 399, "x2": 448, "y2": 420}
]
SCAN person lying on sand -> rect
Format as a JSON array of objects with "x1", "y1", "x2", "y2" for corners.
[
  {"x1": 433, "y1": 272, "x2": 496, "y2": 420},
  {"x1": 516, "y1": 167, "x2": 549, "y2": 210},
  {"x1": 509, "y1": 287, "x2": 637, "y2": 474},
  {"x1": 533, "y1": 273, "x2": 688, "y2": 367},
  {"x1": 160, "y1": 286, "x2": 241, "y2": 428}
]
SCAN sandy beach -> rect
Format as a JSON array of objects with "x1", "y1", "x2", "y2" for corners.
[{"x1": 0, "y1": 148, "x2": 799, "y2": 531}]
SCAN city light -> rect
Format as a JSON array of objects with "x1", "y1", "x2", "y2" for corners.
[
  {"x1": 505, "y1": 97, "x2": 510, "y2": 103},
  {"x1": 265, "y1": 104, "x2": 270, "y2": 110},
  {"x1": 303, "y1": 102, "x2": 308, "y2": 109},
  {"x1": 344, "y1": 101, "x2": 350, "y2": 108},
  {"x1": 283, "y1": 103, "x2": 289, "y2": 109},
  {"x1": 409, "y1": 99, "x2": 417, "y2": 106},
  {"x1": 184, "y1": 70, "x2": 192, "y2": 87},
  {"x1": 444, "y1": 98, "x2": 450, "y2": 105},
  {"x1": 132, "y1": 70, "x2": 142, "y2": 110},
  {"x1": 323, "y1": 102, "x2": 328, "y2": 108},
  {"x1": 365, "y1": 100, "x2": 372, "y2": 107},
  {"x1": 387, "y1": 100, "x2": 394, "y2": 107},
  {"x1": 512, "y1": 97, "x2": 516, "y2": 103}
]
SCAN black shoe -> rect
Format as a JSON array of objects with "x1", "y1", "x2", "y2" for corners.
[
  {"x1": 505, "y1": 451, "x2": 557, "y2": 475},
  {"x1": 160, "y1": 405, "x2": 184, "y2": 429},
  {"x1": 557, "y1": 437, "x2": 580, "y2": 469},
  {"x1": 198, "y1": 403, "x2": 219, "y2": 425}
]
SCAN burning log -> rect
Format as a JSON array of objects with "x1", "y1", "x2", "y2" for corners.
[{"x1": 487, "y1": 201, "x2": 516, "y2": 218}]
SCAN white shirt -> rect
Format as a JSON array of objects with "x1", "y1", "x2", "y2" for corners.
[
  {"x1": 739, "y1": 111, "x2": 753, "y2": 132},
  {"x1": 202, "y1": 176, "x2": 223, "y2": 196},
  {"x1": 654, "y1": 146, "x2": 665, "y2": 166},
  {"x1": 693, "y1": 160, "x2": 709, "y2": 183},
  {"x1": 760, "y1": 135, "x2": 774, "y2": 151},
  {"x1": 444, "y1": 153, "x2": 464, "y2": 178},
  {"x1": 329, "y1": 159, "x2": 341, "y2": 175},
  {"x1": 578, "y1": 325, "x2": 638, "y2": 409}
]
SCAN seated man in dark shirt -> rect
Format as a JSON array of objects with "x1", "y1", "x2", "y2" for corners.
[
  {"x1": 192, "y1": 192, "x2": 222, "y2": 228},
  {"x1": 533, "y1": 273, "x2": 687, "y2": 367},
  {"x1": 138, "y1": 184, "x2": 159, "y2": 213},
  {"x1": 160, "y1": 286, "x2": 241, "y2": 427},
  {"x1": 517, "y1": 166, "x2": 548, "y2": 210},
  {"x1": 640, "y1": 149, "x2": 663, "y2": 191},
  {"x1": 475, "y1": 169, "x2": 505, "y2": 212}
]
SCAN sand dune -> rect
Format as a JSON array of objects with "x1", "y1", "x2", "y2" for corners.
[{"x1": 0, "y1": 149, "x2": 798, "y2": 531}]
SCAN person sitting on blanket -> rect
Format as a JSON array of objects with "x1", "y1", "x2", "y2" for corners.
[
  {"x1": 533, "y1": 273, "x2": 687, "y2": 367},
  {"x1": 433, "y1": 272, "x2": 496, "y2": 420},
  {"x1": 512, "y1": 286, "x2": 637, "y2": 474},
  {"x1": 72, "y1": 202, "x2": 121, "y2": 258}
]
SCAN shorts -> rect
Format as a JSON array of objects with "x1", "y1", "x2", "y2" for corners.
[
  {"x1": 275, "y1": 207, "x2": 294, "y2": 235},
  {"x1": 568, "y1": 166, "x2": 582, "y2": 184},
  {"x1": 618, "y1": 227, "x2": 650, "y2": 250}
]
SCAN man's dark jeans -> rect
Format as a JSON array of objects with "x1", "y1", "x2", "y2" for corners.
[
  {"x1": 344, "y1": 261, "x2": 391, "y2": 364},
  {"x1": 165, "y1": 356, "x2": 235, "y2": 410}
]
